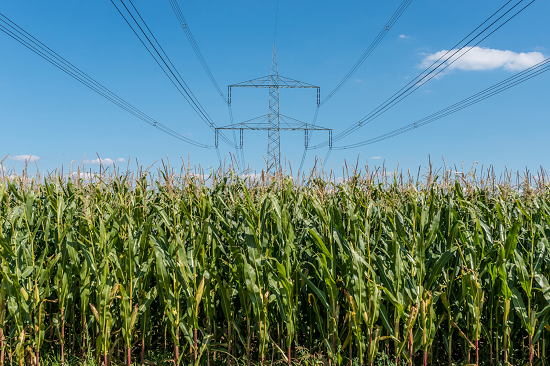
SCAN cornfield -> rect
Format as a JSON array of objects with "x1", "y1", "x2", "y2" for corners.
[{"x1": 1, "y1": 162, "x2": 550, "y2": 366}]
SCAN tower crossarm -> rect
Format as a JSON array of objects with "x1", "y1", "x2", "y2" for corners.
[
  {"x1": 216, "y1": 114, "x2": 330, "y2": 131},
  {"x1": 230, "y1": 75, "x2": 318, "y2": 89},
  {"x1": 228, "y1": 75, "x2": 321, "y2": 106},
  {"x1": 214, "y1": 114, "x2": 332, "y2": 149},
  {"x1": 217, "y1": 123, "x2": 330, "y2": 131}
]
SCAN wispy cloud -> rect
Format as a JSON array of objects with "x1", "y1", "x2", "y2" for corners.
[
  {"x1": 70, "y1": 172, "x2": 98, "y2": 180},
  {"x1": 399, "y1": 34, "x2": 410, "y2": 39},
  {"x1": 9, "y1": 155, "x2": 40, "y2": 162},
  {"x1": 83, "y1": 157, "x2": 126, "y2": 165},
  {"x1": 420, "y1": 46, "x2": 545, "y2": 72},
  {"x1": 370, "y1": 156, "x2": 383, "y2": 160}
]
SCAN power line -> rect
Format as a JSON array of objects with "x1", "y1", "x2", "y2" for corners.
[
  {"x1": 332, "y1": 58, "x2": 550, "y2": 149},
  {"x1": 167, "y1": 0, "x2": 245, "y2": 168},
  {"x1": 312, "y1": 0, "x2": 535, "y2": 150},
  {"x1": 298, "y1": 0, "x2": 412, "y2": 173},
  {"x1": 0, "y1": 12, "x2": 214, "y2": 149},
  {"x1": 321, "y1": 0, "x2": 412, "y2": 107},
  {"x1": 167, "y1": 0, "x2": 225, "y2": 103},
  {"x1": 328, "y1": 0, "x2": 534, "y2": 148},
  {"x1": 114, "y1": 0, "x2": 215, "y2": 128},
  {"x1": 112, "y1": 0, "x2": 238, "y2": 149}
]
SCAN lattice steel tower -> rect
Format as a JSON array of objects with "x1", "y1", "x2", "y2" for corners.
[
  {"x1": 267, "y1": 45, "x2": 280, "y2": 170},
  {"x1": 220, "y1": 45, "x2": 331, "y2": 172}
]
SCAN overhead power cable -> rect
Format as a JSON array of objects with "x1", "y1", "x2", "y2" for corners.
[
  {"x1": 321, "y1": 0, "x2": 412, "y2": 107},
  {"x1": 167, "y1": 0, "x2": 226, "y2": 103},
  {"x1": 332, "y1": 57, "x2": 550, "y2": 149},
  {"x1": 112, "y1": 0, "x2": 237, "y2": 149},
  {"x1": 0, "y1": 12, "x2": 214, "y2": 149},
  {"x1": 167, "y1": 0, "x2": 245, "y2": 168},
  {"x1": 310, "y1": 0, "x2": 535, "y2": 151},
  {"x1": 298, "y1": 0, "x2": 412, "y2": 173}
]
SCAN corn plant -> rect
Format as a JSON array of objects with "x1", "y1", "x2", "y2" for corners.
[{"x1": 0, "y1": 165, "x2": 548, "y2": 366}]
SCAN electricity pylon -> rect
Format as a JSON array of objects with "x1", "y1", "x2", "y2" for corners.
[
  {"x1": 221, "y1": 45, "x2": 331, "y2": 172},
  {"x1": 268, "y1": 45, "x2": 280, "y2": 171}
]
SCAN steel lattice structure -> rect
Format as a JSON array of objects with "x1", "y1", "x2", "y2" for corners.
[{"x1": 221, "y1": 45, "x2": 330, "y2": 172}]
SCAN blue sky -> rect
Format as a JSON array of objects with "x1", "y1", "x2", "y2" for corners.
[{"x1": 1, "y1": 0, "x2": 549, "y2": 176}]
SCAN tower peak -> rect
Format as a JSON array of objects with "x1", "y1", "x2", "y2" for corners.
[{"x1": 271, "y1": 44, "x2": 278, "y2": 77}]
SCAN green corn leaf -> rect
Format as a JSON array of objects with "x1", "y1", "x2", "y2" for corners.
[
  {"x1": 299, "y1": 271, "x2": 332, "y2": 314},
  {"x1": 425, "y1": 249, "x2": 456, "y2": 289},
  {"x1": 504, "y1": 221, "x2": 521, "y2": 260}
]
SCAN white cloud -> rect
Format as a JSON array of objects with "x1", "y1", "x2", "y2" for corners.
[
  {"x1": 355, "y1": 79, "x2": 362, "y2": 83},
  {"x1": 420, "y1": 46, "x2": 545, "y2": 72},
  {"x1": 9, "y1": 155, "x2": 40, "y2": 162},
  {"x1": 399, "y1": 34, "x2": 410, "y2": 39},
  {"x1": 84, "y1": 158, "x2": 126, "y2": 165},
  {"x1": 86, "y1": 158, "x2": 114, "y2": 165},
  {"x1": 83, "y1": 157, "x2": 125, "y2": 165},
  {"x1": 370, "y1": 156, "x2": 383, "y2": 160},
  {"x1": 70, "y1": 172, "x2": 97, "y2": 180}
]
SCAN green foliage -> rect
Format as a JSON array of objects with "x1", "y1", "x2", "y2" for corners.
[{"x1": 0, "y1": 168, "x2": 549, "y2": 366}]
